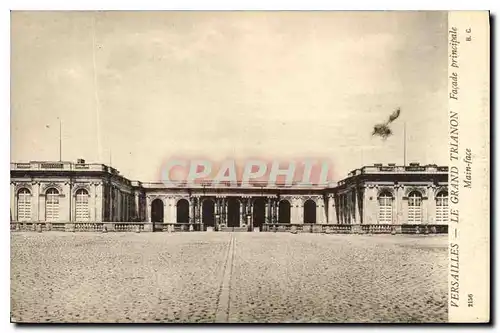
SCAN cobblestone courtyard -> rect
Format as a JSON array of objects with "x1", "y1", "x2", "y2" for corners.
[{"x1": 11, "y1": 232, "x2": 448, "y2": 323}]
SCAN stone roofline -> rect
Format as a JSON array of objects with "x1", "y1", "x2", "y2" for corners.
[{"x1": 11, "y1": 160, "x2": 448, "y2": 191}]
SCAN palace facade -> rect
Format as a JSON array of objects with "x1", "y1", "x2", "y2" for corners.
[{"x1": 10, "y1": 160, "x2": 449, "y2": 231}]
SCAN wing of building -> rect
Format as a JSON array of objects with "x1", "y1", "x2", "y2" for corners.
[{"x1": 10, "y1": 160, "x2": 449, "y2": 233}]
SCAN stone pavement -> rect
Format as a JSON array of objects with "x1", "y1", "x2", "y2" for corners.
[{"x1": 11, "y1": 232, "x2": 447, "y2": 323}]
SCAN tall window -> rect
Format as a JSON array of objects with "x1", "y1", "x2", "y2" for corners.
[
  {"x1": 75, "y1": 189, "x2": 90, "y2": 222},
  {"x1": 408, "y1": 191, "x2": 423, "y2": 224},
  {"x1": 377, "y1": 191, "x2": 393, "y2": 224},
  {"x1": 436, "y1": 191, "x2": 448, "y2": 224},
  {"x1": 17, "y1": 188, "x2": 32, "y2": 222},
  {"x1": 45, "y1": 188, "x2": 60, "y2": 221}
]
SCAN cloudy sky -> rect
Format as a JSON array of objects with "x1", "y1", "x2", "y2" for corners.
[{"x1": 11, "y1": 11, "x2": 448, "y2": 182}]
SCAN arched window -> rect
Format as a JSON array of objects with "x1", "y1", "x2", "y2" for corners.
[
  {"x1": 75, "y1": 189, "x2": 90, "y2": 222},
  {"x1": 436, "y1": 191, "x2": 448, "y2": 224},
  {"x1": 17, "y1": 188, "x2": 32, "y2": 222},
  {"x1": 45, "y1": 188, "x2": 60, "y2": 221},
  {"x1": 377, "y1": 191, "x2": 393, "y2": 224},
  {"x1": 304, "y1": 199, "x2": 317, "y2": 223},
  {"x1": 408, "y1": 191, "x2": 422, "y2": 224}
]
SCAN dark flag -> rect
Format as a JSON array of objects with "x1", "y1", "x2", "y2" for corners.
[{"x1": 372, "y1": 107, "x2": 401, "y2": 140}]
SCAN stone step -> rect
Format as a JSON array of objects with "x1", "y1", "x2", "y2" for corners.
[{"x1": 220, "y1": 227, "x2": 249, "y2": 232}]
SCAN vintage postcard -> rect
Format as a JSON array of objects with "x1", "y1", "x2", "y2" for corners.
[{"x1": 10, "y1": 11, "x2": 490, "y2": 323}]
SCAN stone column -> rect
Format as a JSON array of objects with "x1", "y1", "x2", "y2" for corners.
[
  {"x1": 163, "y1": 196, "x2": 172, "y2": 223},
  {"x1": 10, "y1": 183, "x2": 16, "y2": 222},
  {"x1": 298, "y1": 199, "x2": 304, "y2": 224},
  {"x1": 223, "y1": 198, "x2": 229, "y2": 225},
  {"x1": 273, "y1": 199, "x2": 280, "y2": 223},
  {"x1": 276, "y1": 200, "x2": 280, "y2": 223},
  {"x1": 337, "y1": 195, "x2": 342, "y2": 224},
  {"x1": 144, "y1": 196, "x2": 154, "y2": 232},
  {"x1": 249, "y1": 199, "x2": 254, "y2": 227},
  {"x1": 338, "y1": 195, "x2": 343, "y2": 224},
  {"x1": 124, "y1": 194, "x2": 129, "y2": 221},
  {"x1": 115, "y1": 189, "x2": 118, "y2": 221},
  {"x1": 269, "y1": 199, "x2": 274, "y2": 224},
  {"x1": 215, "y1": 198, "x2": 220, "y2": 228},
  {"x1": 239, "y1": 200, "x2": 244, "y2": 225},
  {"x1": 146, "y1": 196, "x2": 152, "y2": 222},
  {"x1": 265, "y1": 198, "x2": 269, "y2": 224},
  {"x1": 108, "y1": 185, "x2": 113, "y2": 222},
  {"x1": 190, "y1": 198, "x2": 194, "y2": 224},
  {"x1": 198, "y1": 198, "x2": 202, "y2": 224},
  {"x1": 140, "y1": 195, "x2": 146, "y2": 221},
  {"x1": 345, "y1": 196, "x2": 350, "y2": 224},
  {"x1": 70, "y1": 184, "x2": 76, "y2": 222},
  {"x1": 290, "y1": 198, "x2": 298, "y2": 224},
  {"x1": 134, "y1": 192, "x2": 140, "y2": 220},
  {"x1": 354, "y1": 189, "x2": 360, "y2": 224}
]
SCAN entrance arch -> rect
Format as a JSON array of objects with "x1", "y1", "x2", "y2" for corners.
[
  {"x1": 304, "y1": 199, "x2": 317, "y2": 223},
  {"x1": 177, "y1": 199, "x2": 190, "y2": 223},
  {"x1": 202, "y1": 199, "x2": 215, "y2": 227},
  {"x1": 151, "y1": 199, "x2": 164, "y2": 223},
  {"x1": 253, "y1": 198, "x2": 266, "y2": 228},
  {"x1": 227, "y1": 198, "x2": 240, "y2": 227},
  {"x1": 278, "y1": 200, "x2": 291, "y2": 223}
]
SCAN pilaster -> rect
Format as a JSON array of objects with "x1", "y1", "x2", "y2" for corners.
[
  {"x1": 146, "y1": 196, "x2": 152, "y2": 222},
  {"x1": 90, "y1": 183, "x2": 96, "y2": 222},
  {"x1": 10, "y1": 182, "x2": 16, "y2": 221},
  {"x1": 32, "y1": 182, "x2": 40, "y2": 222},
  {"x1": 395, "y1": 184, "x2": 404, "y2": 224},
  {"x1": 427, "y1": 185, "x2": 436, "y2": 224},
  {"x1": 95, "y1": 183, "x2": 103, "y2": 222},
  {"x1": 328, "y1": 194, "x2": 338, "y2": 224}
]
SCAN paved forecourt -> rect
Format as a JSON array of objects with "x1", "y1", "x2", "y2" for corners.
[{"x1": 11, "y1": 232, "x2": 447, "y2": 323}]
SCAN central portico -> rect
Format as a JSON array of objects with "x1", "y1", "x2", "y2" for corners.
[{"x1": 143, "y1": 182, "x2": 328, "y2": 231}]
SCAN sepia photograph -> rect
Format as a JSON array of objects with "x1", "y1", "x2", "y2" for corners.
[{"x1": 9, "y1": 10, "x2": 490, "y2": 324}]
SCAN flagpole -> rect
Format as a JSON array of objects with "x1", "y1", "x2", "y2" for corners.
[
  {"x1": 59, "y1": 118, "x2": 62, "y2": 162},
  {"x1": 403, "y1": 121, "x2": 406, "y2": 166}
]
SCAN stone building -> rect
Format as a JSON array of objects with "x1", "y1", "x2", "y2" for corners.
[{"x1": 10, "y1": 160, "x2": 449, "y2": 230}]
